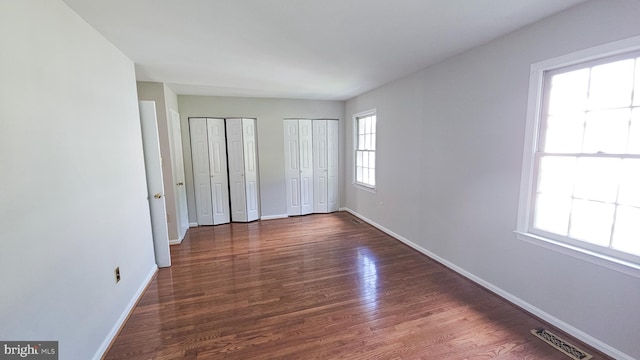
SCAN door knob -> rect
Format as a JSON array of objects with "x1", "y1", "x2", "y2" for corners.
[
  {"x1": 176, "y1": 182, "x2": 184, "y2": 186},
  {"x1": 154, "y1": 193, "x2": 162, "y2": 199}
]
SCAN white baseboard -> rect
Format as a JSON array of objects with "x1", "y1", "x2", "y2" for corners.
[
  {"x1": 189, "y1": 222, "x2": 198, "y2": 228},
  {"x1": 342, "y1": 207, "x2": 634, "y2": 360},
  {"x1": 169, "y1": 238, "x2": 182, "y2": 245},
  {"x1": 260, "y1": 214, "x2": 288, "y2": 221},
  {"x1": 92, "y1": 265, "x2": 158, "y2": 360}
]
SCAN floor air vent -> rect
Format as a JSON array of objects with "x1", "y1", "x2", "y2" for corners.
[
  {"x1": 349, "y1": 218, "x2": 362, "y2": 225},
  {"x1": 531, "y1": 328, "x2": 592, "y2": 360}
]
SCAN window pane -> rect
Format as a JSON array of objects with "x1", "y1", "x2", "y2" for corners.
[
  {"x1": 369, "y1": 152, "x2": 376, "y2": 170},
  {"x1": 582, "y1": 109, "x2": 630, "y2": 154},
  {"x1": 537, "y1": 156, "x2": 576, "y2": 196},
  {"x1": 356, "y1": 166, "x2": 363, "y2": 183},
  {"x1": 574, "y1": 157, "x2": 620, "y2": 203},
  {"x1": 629, "y1": 109, "x2": 640, "y2": 154},
  {"x1": 359, "y1": 118, "x2": 365, "y2": 134},
  {"x1": 362, "y1": 168, "x2": 369, "y2": 185},
  {"x1": 369, "y1": 168, "x2": 376, "y2": 186},
  {"x1": 371, "y1": 116, "x2": 377, "y2": 134},
  {"x1": 356, "y1": 151, "x2": 363, "y2": 167},
  {"x1": 533, "y1": 194, "x2": 571, "y2": 235},
  {"x1": 358, "y1": 135, "x2": 365, "y2": 150},
  {"x1": 618, "y1": 159, "x2": 640, "y2": 207},
  {"x1": 588, "y1": 59, "x2": 634, "y2": 110},
  {"x1": 543, "y1": 113, "x2": 584, "y2": 153},
  {"x1": 612, "y1": 205, "x2": 640, "y2": 256},
  {"x1": 365, "y1": 133, "x2": 371, "y2": 150},
  {"x1": 365, "y1": 116, "x2": 372, "y2": 134},
  {"x1": 370, "y1": 133, "x2": 376, "y2": 151},
  {"x1": 362, "y1": 151, "x2": 369, "y2": 169},
  {"x1": 548, "y1": 69, "x2": 589, "y2": 115},
  {"x1": 569, "y1": 199, "x2": 615, "y2": 246}
]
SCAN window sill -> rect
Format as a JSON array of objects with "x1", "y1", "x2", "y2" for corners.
[
  {"x1": 353, "y1": 182, "x2": 376, "y2": 193},
  {"x1": 515, "y1": 231, "x2": 640, "y2": 279}
]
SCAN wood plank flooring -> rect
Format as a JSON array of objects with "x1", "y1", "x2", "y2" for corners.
[{"x1": 104, "y1": 212, "x2": 611, "y2": 359}]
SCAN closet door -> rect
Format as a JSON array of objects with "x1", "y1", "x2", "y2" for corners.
[
  {"x1": 189, "y1": 118, "x2": 214, "y2": 225},
  {"x1": 327, "y1": 120, "x2": 339, "y2": 212},
  {"x1": 242, "y1": 118, "x2": 259, "y2": 222},
  {"x1": 284, "y1": 120, "x2": 302, "y2": 215},
  {"x1": 207, "y1": 118, "x2": 231, "y2": 224},
  {"x1": 298, "y1": 120, "x2": 314, "y2": 215},
  {"x1": 226, "y1": 118, "x2": 260, "y2": 222},
  {"x1": 313, "y1": 120, "x2": 328, "y2": 213}
]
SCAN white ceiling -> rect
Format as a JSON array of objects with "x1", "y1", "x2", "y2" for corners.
[{"x1": 62, "y1": 0, "x2": 586, "y2": 101}]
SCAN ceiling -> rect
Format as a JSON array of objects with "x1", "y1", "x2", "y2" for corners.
[{"x1": 62, "y1": 0, "x2": 586, "y2": 101}]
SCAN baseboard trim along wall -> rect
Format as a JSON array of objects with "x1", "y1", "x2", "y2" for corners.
[
  {"x1": 341, "y1": 208, "x2": 634, "y2": 360},
  {"x1": 189, "y1": 222, "x2": 198, "y2": 228},
  {"x1": 169, "y1": 238, "x2": 182, "y2": 245},
  {"x1": 93, "y1": 265, "x2": 158, "y2": 360},
  {"x1": 260, "y1": 214, "x2": 289, "y2": 221}
]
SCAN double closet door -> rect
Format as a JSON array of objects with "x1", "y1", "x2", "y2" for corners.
[
  {"x1": 284, "y1": 119, "x2": 338, "y2": 216},
  {"x1": 190, "y1": 118, "x2": 259, "y2": 225}
]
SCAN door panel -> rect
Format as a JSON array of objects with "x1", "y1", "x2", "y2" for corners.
[
  {"x1": 226, "y1": 118, "x2": 248, "y2": 222},
  {"x1": 243, "y1": 118, "x2": 259, "y2": 221},
  {"x1": 313, "y1": 120, "x2": 328, "y2": 213},
  {"x1": 169, "y1": 110, "x2": 189, "y2": 239},
  {"x1": 299, "y1": 119, "x2": 314, "y2": 215},
  {"x1": 283, "y1": 120, "x2": 301, "y2": 215},
  {"x1": 207, "y1": 118, "x2": 230, "y2": 225},
  {"x1": 139, "y1": 101, "x2": 171, "y2": 267},
  {"x1": 189, "y1": 118, "x2": 214, "y2": 225}
]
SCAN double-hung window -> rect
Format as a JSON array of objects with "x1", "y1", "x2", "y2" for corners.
[
  {"x1": 518, "y1": 37, "x2": 640, "y2": 275},
  {"x1": 354, "y1": 110, "x2": 377, "y2": 189}
]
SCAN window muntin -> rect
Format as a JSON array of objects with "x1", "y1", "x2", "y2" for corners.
[
  {"x1": 354, "y1": 111, "x2": 376, "y2": 188},
  {"x1": 530, "y1": 52, "x2": 640, "y2": 263}
]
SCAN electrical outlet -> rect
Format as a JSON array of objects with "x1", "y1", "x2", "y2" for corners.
[{"x1": 115, "y1": 267, "x2": 121, "y2": 283}]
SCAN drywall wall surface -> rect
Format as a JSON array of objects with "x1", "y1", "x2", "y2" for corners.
[
  {"x1": 137, "y1": 81, "x2": 180, "y2": 241},
  {"x1": 0, "y1": 1, "x2": 157, "y2": 359},
  {"x1": 177, "y1": 96, "x2": 345, "y2": 221},
  {"x1": 344, "y1": 0, "x2": 640, "y2": 357}
]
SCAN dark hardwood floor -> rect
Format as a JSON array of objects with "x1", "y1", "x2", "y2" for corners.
[{"x1": 104, "y1": 212, "x2": 610, "y2": 359}]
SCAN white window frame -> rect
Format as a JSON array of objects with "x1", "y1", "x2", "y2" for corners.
[
  {"x1": 516, "y1": 35, "x2": 640, "y2": 279},
  {"x1": 353, "y1": 109, "x2": 377, "y2": 191}
]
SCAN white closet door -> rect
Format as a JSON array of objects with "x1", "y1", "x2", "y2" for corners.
[
  {"x1": 327, "y1": 120, "x2": 339, "y2": 212},
  {"x1": 207, "y1": 118, "x2": 231, "y2": 225},
  {"x1": 299, "y1": 119, "x2": 314, "y2": 215},
  {"x1": 189, "y1": 118, "x2": 214, "y2": 225},
  {"x1": 169, "y1": 110, "x2": 189, "y2": 239},
  {"x1": 313, "y1": 120, "x2": 328, "y2": 213},
  {"x1": 226, "y1": 118, "x2": 248, "y2": 222},
  {"x1": 242, "y1": 118, "x2": 259, "y2": 221},
  {"x1": 284, "y1": 120, "x2": 301, "y2": 215}
]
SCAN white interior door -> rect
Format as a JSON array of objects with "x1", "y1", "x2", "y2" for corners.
[
  {"x1": 189, "y1": 118, "x2": 214, "y2": 225},
  {"x1": 284, "y1": 120, "x2": 301, "y2": 215},
  {"x1": 169, "y1": 109, "x2": 189, "y2": 239},
  {"x1": 327, "y1": 120, "x2": 339, "y2": 212},
  {"x1": 299, "y1": 119, "x2": 314, "y2": 215},
  {"x1": 207, "y1": 118, "x2": 231, "y2": 225},
  {"x1": 226, "y1": 118, "x2": 248, "y2": 222},
  {"x1": 139, "y1": 101, "x2": 171, "y2": 268},
  {"x1": 313, "y1": 120, "x2": 328, "y2": 213},
  {"x1": 242, "y1": 118, "x2": 259, "y2": 221}
]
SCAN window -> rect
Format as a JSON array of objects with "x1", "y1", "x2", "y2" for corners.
[
  {"x1": 518, "y1": 37, "x2": 640, "y2": 276},
  {"x1": 354, "y1": 110, "x2": 377, "y2": 189}
]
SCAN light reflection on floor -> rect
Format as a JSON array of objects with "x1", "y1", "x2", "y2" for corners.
[{"x1": 357, "y1": 247, "x2": 378, "y2": 312}]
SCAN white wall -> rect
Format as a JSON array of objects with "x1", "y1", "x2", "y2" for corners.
[
  {"x1": 344, "y1": 0, "x2": 640, "y2": 358},
  {"x1": 137, "y1": 82, "x2": 182, "y2": 242},
  {"x1": 177, "y1": 96, "x2": 345, "y2": 221},
  {"x1": 0, "y1": 1, "x2": 157, "y2": 359}
]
